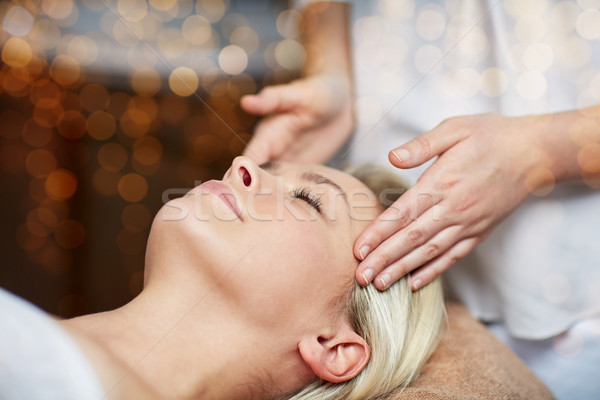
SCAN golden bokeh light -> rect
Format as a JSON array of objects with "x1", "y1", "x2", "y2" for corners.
[
  {"x1": 112, "y1": 19, "x2": 144, "y2": 47},
  {"x1": 168, "y1": 66, "x2": 199, "y2": 96},
  {"x1": 133, "y1": 136, "x2": 162, "y2": 166},
  {"x1": 129, "y1": 96, "x2": 158, "y2": 121},
  {"x1": 182, "y1": 14, "x2": 212, "y2": 45},
  {"x1": 41, "y1": 0, "x2": 74, "y2": 20},
  {"x1": 120, "y1": 108, "x2": 151, "y2": 138},
  {"x1": 97, "y1": 142, "x2": 128, "y2": 172},
  {"x1": 26, "y1": 149, "x2": 57, "y2": 178},
  {"x1": 31, "y1": 206, "x2": 59, "y2": 229},
  {"x1": 274, "y1": 39, "x2": 306, "y2": 70},
  {"x1": 29, "y1": 19, "x2": 62, "y2": 50},
  {"x1": 34, "y1": 103, "x2": 63, "y2": 127},
  {"x1": 54, "y1": 219, "x2": 85, "y2": 249},
  {"x1": 22, "y1": 119, "x2": 53, "y2": 147},
  {"x1": 131, "y1": 68, "x2": 162, "y2": 97},
  {"x1": 195, "y1": 0, "x2": 226, "y2": 23},
  {"x1": 230, "y1": 26, "x2": 260, "y2": 55},
  {"x1": 118, "y1": 172, "x2": 148, "y2": 202},
  {"x1": 45, "y1": 168, "x2": 78, "y2": 200},
  {"x1": 30, "y1": 79, "x2": 61, "y2": 109},
  {"x1": 66, "y1": 35, "x2": 99, "y2": 65},
  {"x1": 525, "y1": 167, "x2": 556, "y2": 196},
  {"x1": 149, "y1": 0, "x2": 178, "y2": 12},
  {"x1": 276, "y1": 9, "x2": 302, "y2": 39},
  {"x1": 29, "y1": 177, "x2": 48, "y2": 203},
  {"x1": 49, "y1": 55, "x2": 81, "y2": 86},
  {"x1": 1, "y1": 37, "x2": 33, "y2": 68},
  {"x1": 86, "y1": 111, "x2": 116, "y2": 141},
  {"x1": 80, "y1": 84, "x2": 110, "y2": 112},
  {"x1": 117, "y1": 0, "x2": 148, "y2": 22},
  {"x1": 218, "y1": 45, "x2": 248, "y2": 75},
  {"x1": 2, "y1": 5, "x2": 34, "y2": 36}
]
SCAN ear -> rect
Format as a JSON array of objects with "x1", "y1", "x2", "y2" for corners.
[{"x1": 298, "y1": 324, "x2": 370, "y2": 383}]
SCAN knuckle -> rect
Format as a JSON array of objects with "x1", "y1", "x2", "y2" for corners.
[
  {"x1": 373, "y1": 252, "x2": 392, "y2": 270},
  {"x1": 407, "y1": 229, "x2": 424, "y2": 245},
  {"x1": 414, "y1": 136, "x2": 432, "y2": 157},
  {"x1": 454, "y1": 195, "x2": 476, "y2": 212},
  {"x1": 383, "y1": 205, "x2": 408, "y2": 223},
  {"x1": 424, "y1": 242, "x2": 440, "y2": 258}
]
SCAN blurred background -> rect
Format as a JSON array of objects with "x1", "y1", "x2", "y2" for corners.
[{"x1": 0, "y1": 0, "x2": 306, "y2": 316}]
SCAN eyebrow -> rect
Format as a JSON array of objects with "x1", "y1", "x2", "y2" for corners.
[{"x1": 300, "y1": 171, "x2": 348, "y2": 202}]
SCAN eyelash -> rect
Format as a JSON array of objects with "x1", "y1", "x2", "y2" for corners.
[{"x1": 292, "y1": 188, "x2": 323, "y2": 213}]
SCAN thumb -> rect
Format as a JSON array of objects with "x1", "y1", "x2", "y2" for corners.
[
  {"x1": 241, "y1": 84, "x2": 302, "y2": 116},
  {"x1": 388, "y1": 123, "x2": 463, "y2": 168}
]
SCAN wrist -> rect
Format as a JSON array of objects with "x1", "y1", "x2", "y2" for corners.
[{"x1": 522, "y1": 105, "x2": 600, "y2": 191}]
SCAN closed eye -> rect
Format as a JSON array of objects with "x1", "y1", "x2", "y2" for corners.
[{"x1": 292, "y1": 188, "x2": 322, "y2": 213}]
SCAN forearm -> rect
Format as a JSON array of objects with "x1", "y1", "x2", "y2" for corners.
[
  {"x1": 300, "y1": 1, "x2": 352, "y2": 79},
  {"x1": 527, "y1": 105, "x2": 600, "y2": 190}
]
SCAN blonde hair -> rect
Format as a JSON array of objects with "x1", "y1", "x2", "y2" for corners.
[{"x1": 285, "y1": 164, "x2": 445, "y2": 400}]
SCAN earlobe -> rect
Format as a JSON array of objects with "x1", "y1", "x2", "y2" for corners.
[{"x1": 298, "y1": 327, "x2": 370, "y2": 383}]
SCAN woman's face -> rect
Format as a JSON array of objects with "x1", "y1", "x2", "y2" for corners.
[{"x1": 151, "y1": 156, "x2": 381, "y2": 333}]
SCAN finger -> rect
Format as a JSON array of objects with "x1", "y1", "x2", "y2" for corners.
[
  {"x1": 388, "y1": 120, "x2": 465, "y2": 169},
  {"x1": 356, "y1": 208, "x2": 454, "y2": 288},
  {"x1": 409, "y1": 237, "x2": 479, "y2": 291},
  {"x1": 354, "y1": 184, "x2": 440, "y2": 261},
  {"x1": 366, "y1": 225, "x2": 461, "y2": 290},
  {"x1": 240, "y1": 84, "x2": 302, "y2": 116},
  {"x1": 242, "y1": 114, "x2": 300, "y2": 163}
]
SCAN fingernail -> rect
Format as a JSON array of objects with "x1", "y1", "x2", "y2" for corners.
[
  {"x1": 412, "y1": 278, "x2": 423, "y2": 291},
  {"x1": 392, "y1": 149, "x2": 410, "y2": 162},
  {"x1": 359, "y1": 245, "x2": 370, "y2": 260},
  {"x1": 377, "y1": 274, "x2": 390, "y2": 289},
  {"x1": 361, "y1": 269, "x2": 374, "y2": 285}
]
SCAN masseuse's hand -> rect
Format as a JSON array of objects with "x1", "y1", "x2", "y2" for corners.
[
  {"x1": 240, "y1": 74, "x2": 354, "y2": 164},
  {"x1": 355, "y1": 113, "x2": 552, "y2": 291}
]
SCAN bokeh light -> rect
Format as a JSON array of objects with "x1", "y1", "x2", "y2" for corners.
[
  {"x1": 45, "y1": 168, "x2": 78, "y2": 200},
  {"x1": 49, "y1": 55, "x2": 80, "y2": 86},
  {"x1": 2, "y1": 5, "x2": 35, "y2": 36},
  {"x1": 1, "y1": 37, "x2": 32, "y2": 68},
  {"x1": 218, "y1": 45, "x2": 248, "y2": 75},
  {"x1": 118, "y1": 173, "x2": 148, "y2": 202},
  {"x1": 86, "y1": 111, "x2": 116, "y2": 140},
  {"x1": 168, "y1": 66, "x2": 198, "y2": 96}
]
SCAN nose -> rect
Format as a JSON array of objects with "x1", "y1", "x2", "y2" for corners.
[{"x1": 228, "y1": 156, "x2": 260, "y2": 192}]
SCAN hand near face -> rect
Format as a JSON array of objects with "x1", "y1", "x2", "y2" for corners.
[
  {"x1": 240, "y1": 74, "x2": 354, "y2": 164},
  {"x1": 354, "y1": 113, "x2": 551, "y2": 291}
]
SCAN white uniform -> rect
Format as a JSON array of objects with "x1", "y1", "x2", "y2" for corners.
[{"x1": 298, "y1": 1, "x2": 600, "y2": 398}]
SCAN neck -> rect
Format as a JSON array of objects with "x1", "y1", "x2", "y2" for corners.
[{"x1": 60, "y1": 281, "x2": 290, "y2": 399}]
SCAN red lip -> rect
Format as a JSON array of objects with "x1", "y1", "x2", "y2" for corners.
[{"x1": 198, "y1": 180, "x2": 243, "y2": 221}]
